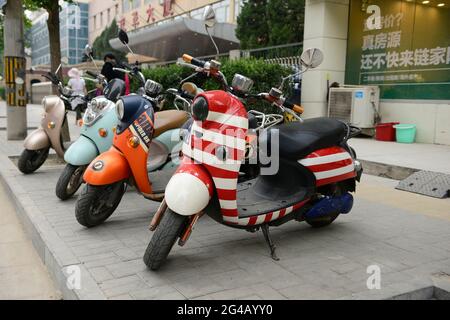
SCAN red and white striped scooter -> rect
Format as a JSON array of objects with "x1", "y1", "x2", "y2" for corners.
[{"x1": 144, "y1": 49, "x2": 363, "y2": 270}]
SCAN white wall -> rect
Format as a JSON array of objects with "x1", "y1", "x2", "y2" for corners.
[
  {"x1": 301, "y1": 0, "x2": 450, "y2": 145},
  {"x1": 301, "y1": 0, "x2": 350, "y2": 119},
  {"x1": 380, "y1": 101, "x2": 450, "y2": 145}
]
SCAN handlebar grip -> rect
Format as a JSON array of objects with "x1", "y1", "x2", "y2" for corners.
[
  {"x1": 292, "y1": 104, "x2": 304, "y2": 114},
  {"x1": 283, "y1": 100, "x2": 304, "y2": 114},
  {"x1": 181, "y1": 91, "x2": 195, "y2": 100},
  {"x1": 86, "y1": 70, "x2": 98, "y2": 78},
  {"x1": 182, "y1": 54, "x2": 205, "y2": 67}
]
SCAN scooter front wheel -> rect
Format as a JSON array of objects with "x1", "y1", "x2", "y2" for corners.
[
  {"x1": 18, "y1": 148, "x2": 50, "y2": 174},
  {"x1": 55, "y1": 164, "x2": 86, "y2": 200},
  {"x1": 143, "y1": 209, "x2": 189, "y2": 270},
  {"x1": 75, "y1": 182, "x2": 125, "y2": 227}
]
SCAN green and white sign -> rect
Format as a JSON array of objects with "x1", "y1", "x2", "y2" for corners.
[{"x1": 345, "y1": 0, "x2": 450, "y2": 99}]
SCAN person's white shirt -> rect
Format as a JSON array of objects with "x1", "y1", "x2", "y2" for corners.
[{"x1": 68, "y1": 77, "x2": 86, "y2": 96}]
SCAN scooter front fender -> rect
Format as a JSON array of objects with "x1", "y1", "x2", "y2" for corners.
[
  {"x1": 23, "y1": 128, "x2": 50, "y2": 151},
  {"x1": 83, "y1": 147, "x2": 131, "y2": 186},
  {"x1": 64, "y1": 135, "x2": 99, "y2": 166},
  {"x1": 165, "y1": 161, "x2": 214, "y2": 216}
]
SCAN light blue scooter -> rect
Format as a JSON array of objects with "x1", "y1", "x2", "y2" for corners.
[{"x1": 55, "y1": 92, "x2": 119, "y2": 200}]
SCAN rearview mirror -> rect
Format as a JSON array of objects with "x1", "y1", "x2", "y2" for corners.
[
  {"x1": 300, "y1": 48, "x2": 324, "y2": 69},
  {"x1": 118, "y1": 29, "x2": 129, "y2": 45},
  {"x1": 203, "y1": 5, "x2": 216, "y2": 28},
  {"x1": 84, "y1": 45, "x2": 93, "y2": 58}
]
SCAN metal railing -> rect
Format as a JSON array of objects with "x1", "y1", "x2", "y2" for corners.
[{"x1": 143, "y1": 42, "x2": 303, "y2": 69}]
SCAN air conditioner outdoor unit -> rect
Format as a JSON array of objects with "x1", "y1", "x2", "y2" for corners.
[{"x1": 328, "y1": 85, "x2": 380, "y2": 129}]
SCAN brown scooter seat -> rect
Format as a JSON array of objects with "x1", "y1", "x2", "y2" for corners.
[{"x1": 153, "y1": 110, "x2": 189, "y2": 138}]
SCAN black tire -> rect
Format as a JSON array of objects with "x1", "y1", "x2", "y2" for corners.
[
  {"x1": 18, "y1": 148, "x2": 49, "y2": 174},
  {"x1": 75, "y1": 182, "x2": 125, "y2": 227},
  {"x1": 305, "y1": 211, "x2": 340, "y2": 228},
  {"x1": 55, "y1": 164, "x2": 85, "y2": 200},
  {"x1": 143, "y1": 208, "x2": 189, "y2": 270}
]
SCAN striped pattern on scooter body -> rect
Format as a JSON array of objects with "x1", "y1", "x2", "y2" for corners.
[{"x1": 180, "y1": 91, "x2": 357, "y2": 227}]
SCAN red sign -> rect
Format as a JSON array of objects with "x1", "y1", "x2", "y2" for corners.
[
  {"x1": 162, "y1": 0, "x2": 174, "y2": 17},
  {"x1": 146, "y1": 4, "x2": 156, "y2": 23},
  {"x1": 131, "y1": 11, "x2": 140, "y2": 29}
]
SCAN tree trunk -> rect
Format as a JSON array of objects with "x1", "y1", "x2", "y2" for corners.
[
  {"x1": 46, "y1": 3, "x2": 62, "y2": 95},
  {"x1": 46, "y1": 4, "x2": 70, "y2": 143},
  {"x1": 4, "y1": 0, "x2": 27, "y2": 140}
]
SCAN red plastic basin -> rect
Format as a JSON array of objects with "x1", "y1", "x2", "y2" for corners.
[{"x1": 375, "y1": 122, "x2": 400, "y2": 141}]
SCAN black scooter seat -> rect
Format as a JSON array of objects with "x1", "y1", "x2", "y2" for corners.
[{"x1": 261, "y1": 117, "x2": 348, "y2": 160}]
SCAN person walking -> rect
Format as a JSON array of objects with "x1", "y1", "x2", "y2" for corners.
[{"x1": 67, "y1": 68, "x2": 87, "y2": 126}]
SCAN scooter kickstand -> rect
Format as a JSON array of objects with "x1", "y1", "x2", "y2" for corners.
[{"x1": 261, "y1": 225, "x2": 280, "y2": 261}]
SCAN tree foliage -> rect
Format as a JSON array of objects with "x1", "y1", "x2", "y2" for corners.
[
  {"x1": 236, "y1": 0, "x2": 305, "y2": 49},
  {"x1": 136, "y1": 58, "x2": 291, "y2": 114},
  {"x1": 24, "y1": 0, "x2": 74, "y2": 81},
  {"x1": 235, "y1": 0, "x2": 269, "y2": 49},
  {"x1": 92, "y1": 19, "x2": 127, "y2": 62}
]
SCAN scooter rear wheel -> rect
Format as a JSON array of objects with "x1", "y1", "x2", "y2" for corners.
[
  {"x1": 55, "y1": 164, "x2": 85, "y2": 200},
  {"x1": 143, "y1": 208, "x2": 189, "y2": 270},
  {"x1": 75, "y1": 182, "x2": 125, "y2": 227},
  {"x1": 18, "y1": 148, "x2": 49, "y2": 174},
  {"x1": 305, "y1": 211, "x2": 339, "y2": 228}
]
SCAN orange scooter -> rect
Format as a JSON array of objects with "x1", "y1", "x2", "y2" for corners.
[{"x1": 75, "y1": 79, "x2": 193, "y2": 227}]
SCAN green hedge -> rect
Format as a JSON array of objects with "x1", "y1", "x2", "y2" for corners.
[
  {"x1": 138, "y1": 58, "x2": 292, "y2": 114},
  {"x1": 0, "y1": 86, "x2": 5, "y2": 100}
]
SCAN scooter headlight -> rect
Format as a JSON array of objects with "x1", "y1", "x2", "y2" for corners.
[
  {"x1": 115, "y1": 99, "x2": 125, "y2": 121},
  {"x1": 192, "y1": 96, "x2": 209, "y2": 121}
]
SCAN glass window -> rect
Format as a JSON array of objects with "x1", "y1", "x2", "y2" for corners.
[
  {"x1": 123, "y1": 0, "x2": 130, "y2": 12},
  {"x1": 78, "y1": 39, "x2": 87, "y2": 49},
  {"x1": 132, "y1": 0, "x2": 141, "y2": 9}
]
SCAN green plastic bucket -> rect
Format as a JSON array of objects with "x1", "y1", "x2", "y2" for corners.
[{"x1": 394, "y1": 124, "x2": 416, "y2": 143}]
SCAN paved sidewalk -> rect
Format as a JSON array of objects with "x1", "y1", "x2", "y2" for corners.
[
  {"x1": 0, "y1": 102, "x2": 449, "y2": 299},
  {"x1": 0, "y1": 182, "x2": 60, "y2": 299},
  {"x1": 349, "y1": 138, "x2": 450, "y2": 174}
]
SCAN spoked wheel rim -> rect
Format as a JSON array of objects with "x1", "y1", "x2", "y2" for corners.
[
  {"x1": 66, "y1": 166, "x2": 85, "y2": 195},
  {"x1": 90, "y1": 183, "x2": 123, "y2": 216}
]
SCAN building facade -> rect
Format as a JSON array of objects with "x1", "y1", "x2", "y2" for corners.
[
  {"x1": 301, "y1": 0, "x2": 450, "y2": 145},
  {"x1": 30, "y1": 1, "x2": 90, "y2": 66},
  {"x1": 88, "y1": 0, "x2": 241, "y2": 61},
  {"x1": 89, "y1": 0, "x2": 242, "y2": 44}
]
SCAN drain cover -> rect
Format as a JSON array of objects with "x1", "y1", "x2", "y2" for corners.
[{"x1": 396, "y1": 170, "x2": 450, "y2": 199}]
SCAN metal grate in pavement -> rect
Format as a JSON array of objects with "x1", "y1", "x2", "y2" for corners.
[{"x1": 396, "y1": 170, "x2": 450, "y2": 199}]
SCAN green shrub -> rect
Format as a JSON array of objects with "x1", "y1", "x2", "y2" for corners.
[
  {"x1": 137, "y1": 58, "x2": 291, "y2": 113},
  {"x1": 0, "y1": 86, "x2": 5, "y2": 100}
]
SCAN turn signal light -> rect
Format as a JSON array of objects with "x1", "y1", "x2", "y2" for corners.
[
  {"x1": 128, "y1": 136, "x2": 140, "y2": 148},
  {"x1": 47, "y1": 121, "x2": 55, "y2": 129},
  {"x1": 98, "y1": 128, "x2": 108, "y2": 137}
]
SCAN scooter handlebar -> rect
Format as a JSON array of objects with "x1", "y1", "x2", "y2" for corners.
[
  {"x1": 182, "y1": 54, "x2": 206, "y2": 68},
  {"x1": 283, "y1": 100, "x2": 304, "y2": 114},
  {"x1": 85, "y1": 70, "x2": 98, "y2": 78}
]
